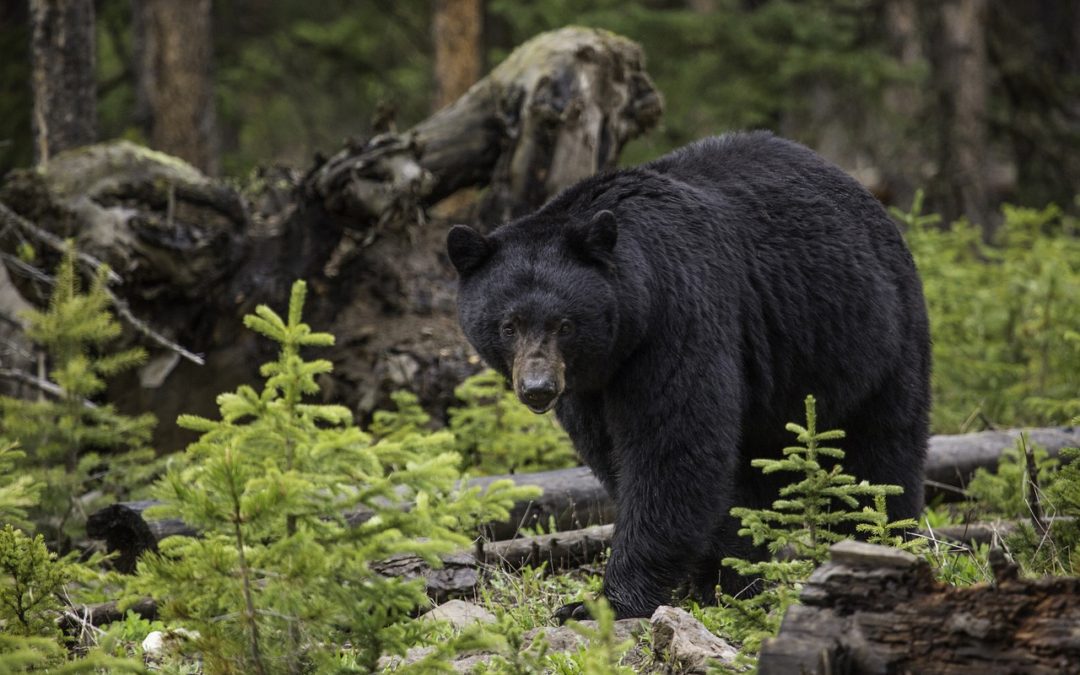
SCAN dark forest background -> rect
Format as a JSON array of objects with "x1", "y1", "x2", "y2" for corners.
[{"x1": 3, "y1": 0, "x2": 1078, "y2": 227}]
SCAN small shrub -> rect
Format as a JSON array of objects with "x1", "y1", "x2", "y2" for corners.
[
  {"x1": 129, "y1": 281, "x2": 538, "y2": 673},
  {"x1": 898, "y1": 194, "x2": 1080, "y2": 432},
  {"x1": 708, "y1": 395, "x2": 917, "y2": 658},
  {"x1": 0, "y1": 245, "x2": 157, "y2": 549},
  {"x1": 449, "y1": 369, "x2": 578, "y2": 475},
  {"x1": 0, "y1": 524, "x2": 142, "y2": 672}
]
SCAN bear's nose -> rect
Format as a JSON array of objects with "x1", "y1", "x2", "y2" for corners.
[{"x1": 520, "y1": 377, "x2": 559, "y2": 413}]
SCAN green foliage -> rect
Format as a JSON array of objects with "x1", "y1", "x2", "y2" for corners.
[
  {"x1": 372, "y1": 370, "x2": 578, "y2": 475},
  {"x1": 449, "y1": 370, "x2": 578, "y2": 474},
  {"x1": 969, "y1": 419, "x2": 1080, "y2": 577},
  {"x1": 0, "y1": 442, "x2": 40, "y2": 529},
  {"x1": 1012, "y1": 443, "x2": 1080, "y2": 576},
  {"x1": 369, "y1": 390, "x2": 434, "y2": 441},
  {"x1": 900, "y1": 195, "x2": 1080, "y2": 432},
  {"x1": 0, "y1": 525, "x2": 70, "y2": 638},
  {"x1": 130, "y1": 280, "x2": 538, "y2": 673},
  {"x1": 479, "y1": 564, "x2": 603, "y2": 633},
  {"x1": 856, "y1": 493, "x2": 922, "y2": 550},
  {"x1": 0, "y1": 245, "x2": 157, "y2": 549},
  {"x1": 0, "y1": 525, "x2": 143, "y2": 672},
  {"x1": 489, "y1": 0, "x2": 905, "y2": 166},
  {"x1": 213, "y1": 0, "x2": 433, "y2": 175},
  {"x1": 544, "y1": 599, "x2": 635, "y2": 675},
  {"x1": 710, "y1": 396, "x2": 917, "y2": 656},
  {"x1": 97, "y1": 610, "x2": 165, "y2": 660},
  {"x1": 923, "y1": 539, "x2": 994, "y2": 587},
  {"x1": 966, "y1": 436, "x2": 1059, "y2": 518}
]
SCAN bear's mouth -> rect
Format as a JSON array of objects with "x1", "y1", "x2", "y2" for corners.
[{"x1": 521, "y1": 395, "x2": 559, "y2": 415}]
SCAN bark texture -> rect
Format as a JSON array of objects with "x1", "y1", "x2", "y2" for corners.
[
  {"x1": 133, "y1": 0, "x2": 219, "y2": 175},
  {"x1": 759, "y1": 540, "x2": 1080, "y2": 674},
  {"x1": 29, "y1": 0, "x2": 96, "y2": 164},
  {"x1": 931, "y1": 0, "x2": 992, "y2": 230},
  {"x1": 433, "y1": 0, "x2": 483, "y2": 110}
]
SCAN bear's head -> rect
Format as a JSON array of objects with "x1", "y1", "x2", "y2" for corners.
[{"x1": 447, "y1": 210, "x2": 620, "y2": 413}]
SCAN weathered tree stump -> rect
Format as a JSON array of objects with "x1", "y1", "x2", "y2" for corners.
[
  {"x1": 0, "y1": 27, "x2": 661, "y2": 450},
  {"x1": 759, "y1": 540, "x2": 1080, "y2": 674}
]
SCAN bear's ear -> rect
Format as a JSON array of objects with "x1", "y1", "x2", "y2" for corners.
[
  {"x1": 447, "y1": 225, "x2": 493, "y2": 275},
  {"x1": 568, "y1": 210, "x2": 618, "y2": 262}
]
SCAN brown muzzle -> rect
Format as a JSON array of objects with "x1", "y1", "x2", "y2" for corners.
[{"x1": 512, "y1": 334, "x2": 565, "y2": 414}]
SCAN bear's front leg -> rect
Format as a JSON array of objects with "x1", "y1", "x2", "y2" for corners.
[{"x1": 599, "y1": 381, "x2": 742, "y2": 619}]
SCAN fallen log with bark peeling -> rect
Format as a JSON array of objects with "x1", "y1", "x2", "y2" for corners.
[
  {"x1": 86, "y1": 426, "x2": 1077, "y2": 571},
  {"x1": 758, "y1": 540, "x2": 1080, "y2": 674}
]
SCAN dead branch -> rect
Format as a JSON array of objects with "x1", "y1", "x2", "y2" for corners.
[
  {"x1": 0, "y1": 200, "x2": 121, "y2": 284},
  {"x1": 0, "y1": 366, "x2": 97, "y2": 408}
]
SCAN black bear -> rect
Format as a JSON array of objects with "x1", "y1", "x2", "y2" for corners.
[{"x1": 447, "y1": 131, "x2": 931, "y2": 619}]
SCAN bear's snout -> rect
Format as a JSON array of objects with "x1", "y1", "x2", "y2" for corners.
[
  {"x1": 519, "y1": 370, "x2": 561, "y2": 413},
  {"x1": 512, "y1": 335, "x2": 565, "y2": 414}
]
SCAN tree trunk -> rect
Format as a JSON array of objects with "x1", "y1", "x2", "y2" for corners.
[
  {"x1": 759, "y1": 540, "x2": 1080, "y2": 674},
  {"x1": 930, "y1": 0, "x2": 992, "y2": 231},
  {"x1": 876, "y1": 0, "x2": 926, "y2": 209},
  {"x1": 29, "y1": 0, "x2": 96, "y2": 164},
  {"x1": 432, "y1": 0, "x2": 483, "y2": 111},
  {"x1": 133, "y1": 0, "x2": 219, "y2": 175}
]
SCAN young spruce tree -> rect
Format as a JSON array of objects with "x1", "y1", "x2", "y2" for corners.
[
  {"x1": 715, "y1": 395, "x2": 919, "y2": 655},
  {"x1": 0, "y1": 245, "x2": 156, "y2": 549},
  {"x1": 131, "y1": 281, "x2": 536, "y2": 673}
]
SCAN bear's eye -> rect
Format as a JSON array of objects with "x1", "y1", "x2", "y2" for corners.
[
  {"x1": 500, "y1": 322, "x2": 516, "y2": 339},
  {"x1": 558, "y1": 320, "x2": 574, "y2": 337}
]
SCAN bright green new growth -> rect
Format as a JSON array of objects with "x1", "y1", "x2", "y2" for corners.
[
  {"x1": 715, "y1": 395, "x2": 917, "y2": 655},
  {"x1": 372, "y1": 369, "x2": 578, "y2": 475},
  {"x1": 0, "y1": 442, "x2": 39, "y2": 529},
  {"x1": 0, "y1": 525, "x2": 70, "y2": 638},
  {"x1": 0, "y1": 524, "x2": 142, "y2": 672},
  {"x1": 131, "y1": 280, "x2": 538, "y2": 673},
  {"x1": 0, "y1": 244, "x2": 156, "y2": 549}
]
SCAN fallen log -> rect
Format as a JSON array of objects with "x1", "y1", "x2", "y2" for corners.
[
  {"x1": 85, "y1": 426, "x2": 1078, "y2": 567},
  {"x1": 66, "y1": 524, "x2": 615, "y2": 628},
  {"x1": 758, "y1": 540, "x2": 1080, "y2": 674}
]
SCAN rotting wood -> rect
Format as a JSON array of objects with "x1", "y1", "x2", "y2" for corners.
[{"x1": 758, "y1": 539, "x2": 1080, "y2": 674}]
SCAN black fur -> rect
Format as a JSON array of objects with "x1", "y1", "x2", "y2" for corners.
[{"x1": 449, "y1": 131, "x2": 931, "y2": 618}]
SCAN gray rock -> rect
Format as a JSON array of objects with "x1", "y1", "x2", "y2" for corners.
[
  {"x1": 421, "y1": 600, "x2": 497, "y2": 629},
  {"x1": 524, "y1": 618, "x2": 644, "y2": 653},
  {"x1": 650, "y1": 606, "x2": 740, "y2": 673}
]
